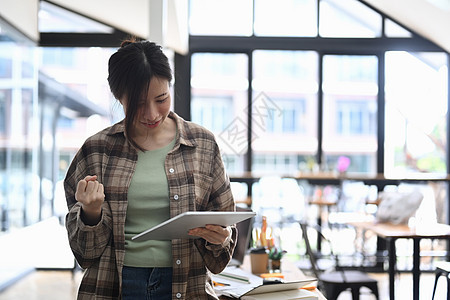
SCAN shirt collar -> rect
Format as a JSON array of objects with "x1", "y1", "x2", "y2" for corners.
[
  {"x1": 170, "y1": 111, "x2": 197, "y2": 148},
  {"x1": 106, "y1": 111, "x2": 197, "y2": 148}
]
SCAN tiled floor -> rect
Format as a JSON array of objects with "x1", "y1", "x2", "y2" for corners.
[
  {"x1": 0, "y1": 270, "x2": 82, "y2": 300},
  {"x1": 0, "y1": 269, "x2": 446, "y2": 299}
]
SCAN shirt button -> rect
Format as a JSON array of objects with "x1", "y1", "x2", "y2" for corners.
[
  {"x1": 176, "y1": 292, "x2": 181, "y2": 298},
  {"x1": 169, "y1": 168, "x2": 175, "y2": 173},
  {"x1": 174, "y1": 194, "x2": 179, "y2": 200},
  {"x1": 176, "y1": 259, "x2": 181, "y2": 265}
]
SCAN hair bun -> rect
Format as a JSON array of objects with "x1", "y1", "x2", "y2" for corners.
[
  {"x1": 120, "y1": 37, "x2": 139, "y2": 48},
  {"x1": 120, "y1": 40, "x2": 134, "y2": 48}
]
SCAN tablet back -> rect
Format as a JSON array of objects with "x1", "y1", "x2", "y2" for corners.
[{"x1": 228, "y1": 207, "x2": 254, "y2": 267}]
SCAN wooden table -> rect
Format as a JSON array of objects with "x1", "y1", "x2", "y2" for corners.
[
  {"x1": 230, "y1": 172, "x2": 450, "y2": 188},
  {"x1": 219, "y1": 255, "x2": 326, "y2": 299},
  {"x1": 349, "y1": 221, "x2": 450, "y2": 300}
]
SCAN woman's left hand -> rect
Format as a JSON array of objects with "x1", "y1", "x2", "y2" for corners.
[{"x1": 189, "y1": 225, "x2": 232, "y2": 246}]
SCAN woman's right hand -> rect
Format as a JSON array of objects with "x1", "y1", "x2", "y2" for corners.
[{"x1": 75, "y1": 175, "x2": 105, "y2": 225}]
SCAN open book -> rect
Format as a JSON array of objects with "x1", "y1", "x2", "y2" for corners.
[
  {"x1": 213, "y1": 267, "x2": 317, "y2": 300},
  {"x1": 240, "y1": 288, "x2": 318, "y2": 300}
]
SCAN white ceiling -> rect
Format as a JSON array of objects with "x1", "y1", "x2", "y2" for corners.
[
  {"x1": 0, "y1": 0, "x2": 39, "y2": 41},
  {"x1": 362, "y1": 0, "x2": 450, "y2": 53},
  {"x1": 0, "y1": 0, "x2": 449, "y2": 53}
]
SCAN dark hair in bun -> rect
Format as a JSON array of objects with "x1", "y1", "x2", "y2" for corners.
[{"x1": 120, "y1": 36, "x2": 140, "y2": 48}]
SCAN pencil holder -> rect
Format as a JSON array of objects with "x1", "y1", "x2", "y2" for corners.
[{"x1": 250, "y1": 247, "x2": 268, "y2": 274}]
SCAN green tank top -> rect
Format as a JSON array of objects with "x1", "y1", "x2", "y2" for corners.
[{"x1": 123, "y1": 137, "x2": 176, "y2": 267}]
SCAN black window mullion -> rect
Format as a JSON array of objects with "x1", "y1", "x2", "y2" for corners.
[
  {"x1": 247, "y1": 51, "x2": 253, "y2": 173},
  {"x1": 317, "y1": 52, "x2": 324, "y2": 166},
  {"x1": 377, "y1": 52, "x2": 385, "y2": 174}
]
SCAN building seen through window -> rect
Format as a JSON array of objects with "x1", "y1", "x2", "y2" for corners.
[{"x1": 191, "y1": 52, "x2": 248, "y2": 173}]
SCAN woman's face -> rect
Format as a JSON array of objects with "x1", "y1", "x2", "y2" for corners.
[{"x1": 123, "y1": 77, "x2": 171, "y2": 137}]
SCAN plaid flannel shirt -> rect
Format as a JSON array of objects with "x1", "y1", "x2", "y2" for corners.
[{"x1": 64, "y1": 111, "x2": 237, "y2": 299}]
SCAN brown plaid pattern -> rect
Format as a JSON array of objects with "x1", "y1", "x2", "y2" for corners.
[{"x1": 65, "y1": 112, "x2": 237, "y2": 299}]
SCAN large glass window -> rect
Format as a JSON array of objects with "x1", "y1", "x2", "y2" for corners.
[
  {"x1": 191, "y1": 53, "x2": 249, "y2": 173},
  {"x1": 41, "y1": 46, "x2": 117, "y2": 223},
  {"x1": 385, "y1": 51, "x2": 448, "y2": 176},
  {"x1": 0, "y1": 41, "x2": 39, "y2": 231},
  {"x1": 322, "y1": 55, "x2": 378, "y2": 174},
  {"x1": 252, "y1": 50, "x2": 318, "y2": 174},
  {"x1": 187, "y1": 0, "x2": 448, "y2": 181}
]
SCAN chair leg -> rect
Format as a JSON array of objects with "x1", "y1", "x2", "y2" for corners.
[
  {"x1": 351, "y1": 287, "x2": 360, "y2": 300},
  {"x1": 432, "y1": 270, "x2": 443, "y2": 300},
  {"x1": 323, "y1": 285, "x2": 336, "y2": 300},
  {"x1": 324, "y1": 284, "x2": 347, "y2": 300},
  {"x1": 367, "y1": 282, "x2": 379, "y2": 300},
  {"x1": 446, "y1": 273, "x2": 450, "y2": 300}
]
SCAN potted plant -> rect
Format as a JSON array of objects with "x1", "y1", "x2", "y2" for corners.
[{"x1": 268, "y1": 247, "x2": 287, "y2": 271}]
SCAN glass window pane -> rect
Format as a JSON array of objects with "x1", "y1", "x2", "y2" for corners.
[
  {"x1": 322, "y1": 55, "x2": 378, "y2": 174},
  {"x1": 319, "y1": 0, "x2": 382, "y2": 38},
  {"x1": 189, "y1": 0, "x2": 253, "y2": 36},
  {"x1": 40, "y1": 47, "x2": 115, "y2": 107},
  {"x1": 0, "y1": 43, "x2": 13, "y2": 79},
  {"x1": 42, "y1": 47, "x2": 77, "y2": 68},
  {"x1": 252, "y1": 50, "x2": 318, "y2": 175},
  {"x1": 191, "y1": 53, "x2": 249, "y2": 174},
  {"x1": 385, "y1": 51, "x2": 448, "y2": 176},
  {"x1": 39, "y1": 1, "x2": 114, "y2": 33},
  {"x1": 254, "y1": 0, "x2": 317, "y2": 37},
  {"x1": 384, "y1": 19, "x2": 412, "y2": 38},
  {"x1": 0, "y1": 89, "x2": 11, "y2": 134}
]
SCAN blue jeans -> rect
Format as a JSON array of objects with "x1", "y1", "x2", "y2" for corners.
[{"x1": 122, "y1": 266, "x2": 173, "y2": 300}]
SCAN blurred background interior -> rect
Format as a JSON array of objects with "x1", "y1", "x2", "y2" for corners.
[{"x1": 0, "y1": 0, "x2": 449, "y2": 299}]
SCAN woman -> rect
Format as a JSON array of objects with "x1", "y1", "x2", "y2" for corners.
[{"x1": 64, "y1": 39, "x2": 237, "y2": 299}]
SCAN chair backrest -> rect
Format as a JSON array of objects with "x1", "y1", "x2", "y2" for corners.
[
  {"x1": 299, "y1": 222, "x2": 343, "y2": 276},
  {"x1": 299, "y1": 222, "x2": 323, "y2": 279}
]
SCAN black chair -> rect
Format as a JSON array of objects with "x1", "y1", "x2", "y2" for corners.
[
  {"x1": 299, "y1": 222, "x2": 379, "y2": 300},
  {"x1": 432, "y1": 261, "x2": 450, "y2": 300}
]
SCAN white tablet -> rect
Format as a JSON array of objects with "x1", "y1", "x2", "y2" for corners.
[{"x1": 132, "y1": 211, "x2": 256, "y2": 241}]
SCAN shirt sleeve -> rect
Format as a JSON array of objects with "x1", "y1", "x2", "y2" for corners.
[
  {"x1": 64, "y1": 143, "x2": 113, "y2": 269},
  {"x1": 194, "y1": 141, "x2": 237, "y2": 274}
]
